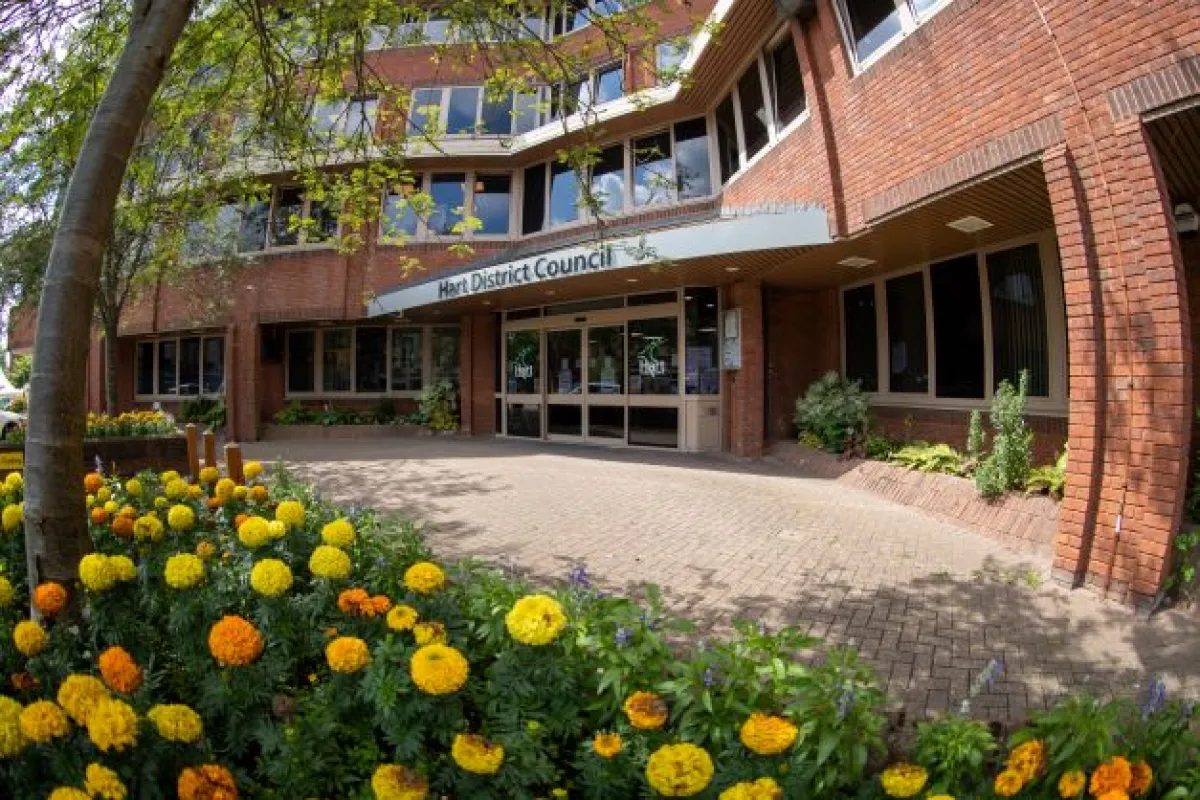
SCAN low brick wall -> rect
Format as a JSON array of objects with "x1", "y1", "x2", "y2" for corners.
[
  {"x1": 0, "y1": 436, "x2": 190, "y2": 479},
  {"x1": 769, "y1": 443, "x2": 1060, "y2": 554},
  {"x1": 261, "y1": 424, "x2": 457, "y2": 441}
]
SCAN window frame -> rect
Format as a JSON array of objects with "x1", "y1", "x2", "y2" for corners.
[
  {"x1": 377, "y1": 171, "x2": 516, "y2": 244},
  {"x1": 832, "y1": 0, "x2": 957, "y2": 74},
  {"x1": 284, "y1": 324, "x2": 461, "y2": 399},
  {"x1": 134, "y1": 334, "x2": 227, "y2": 401},
  {"x1": 837, "y1": 231, "x2": 1067, "y2": 414},
  {"x1": 241, "y1": 185, "x2": 342, "y2": 253}
]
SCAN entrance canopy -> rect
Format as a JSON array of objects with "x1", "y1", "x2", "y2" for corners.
[{"x1": 367, "y1": 207, "x2": 831, "y2": 318}]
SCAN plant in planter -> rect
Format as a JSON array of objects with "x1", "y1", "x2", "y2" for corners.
[
  {"x1": 418, "y1": 380, "x2": 459, "y2": 431},
  {"x1": 1025, "y1": 447, "x2": 1067, "y2": 499},
  {"x1": 178, "y1": 395, "x2": 225, "y2": 429},
  {"x1": 273, "y1": 400, "x2": 315, "y2": 425},
  {"x1": 975, "y1": 371, "x2": 1033, "y2": 498},
  {"x1": 794, "y1": 372, "x2": 869, "y2": 454},
  {"x1": 889, "y1": 442, "x2": 966, "y2": 475}
]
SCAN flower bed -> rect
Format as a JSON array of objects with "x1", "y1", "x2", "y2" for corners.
[{"x1": 0, "y1": 464, "x2": 1196, "y2": 798}]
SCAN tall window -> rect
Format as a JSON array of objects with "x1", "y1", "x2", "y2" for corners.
[
  {"x1": 523, "y1": 164, "x2": 547, "y2": 234},
  {"x1": 988, "y1": 243, "x2": 1049, "y2": 396},
  {"x1": 629, "y1": 317, "x2": 679, "y2": 395},
  {"x1": 355, "y1": 328, "x2": 388, "y2": 392},
  {"x1": 885, "y1": 272, "x2": 928, "y2": 394},
  {"x1": 238, "y1": 201, "x2": 269, "y2": 253},
  {"x1": 634, "y1": 132, "x2": 674, "y2": 207},
  {"x1": 674, "y1": 118, "x2": 712, "y2": 200},
  {"x1": 480, "y1": 91, "x2": 514, "y2": 134},
  {"x1": 767, "y1": 36, "x2": 805, "y2": 131},
  {"x1": 736, "y1": 62, "x2": 770, "y2": 161},
  {"x1": 157, "y1": 340, "x2": 177, "y2": 395},
  {"x1": 836, "y1": 0, "x2": 950, "y2": 68},
  {"x1": 591, "y1": 144, "x2": 626, "y2": 214},
  {"x1": 203, "y1": 338, "x2": 224, "y2": 394},
  {"x1": 714, "y1": 96, "x2": 739, "y2": 184},
  {"x1": 930, "y1": 255, "x2": 984, "y2": 398},
  {"x1": 656, "y1": 39, "x2": 689, "y2": 83},
  {"x1": 408, "y1": 88, "x2": 443, "y2": 135},
  {"x1": 431, "y1": 328, "x2": 460, "y2": 386},
  {"x1": 178, "y1": 337, "x2": 202, "y2": 396},
  {"x1": 135, "y1": 335, "x2": 225, "y2": 397},
  {"x1": 474, "y1": 175, "x2": 512, "y2": 235},
  {"x1": 592, "y1": 64, "x2": 625, "y2": 104},
  {"x1": 136, "y1": 342, "x2": 155, "y2": 396},
  {"x1": 391, "y1": 329, "x2": 423, "y2": 391},
  {"x1": 446, "y1": 87, "x2": 481, "y2": 134},
  {"x1": 322, "y1": 329, "x2": 353, "y2": 392},
  {"x1": 685, "y1": 287, "x2": 720, "y2": 395},
  {"x1": 842, "y1": 285, "x2": 878, "y2": 391},
  {"x1": 287, "y1": 331, "x2": 316, "y2": 393},
  {"x1": 428, "y1": 174, "x2": 466, "y2": 235},
  {"x1": 549, "y1": 161, "x2": 581, "y2": 226},
  {"x1": 382, "y1": 177, "x2": 422, "y2": 240}
]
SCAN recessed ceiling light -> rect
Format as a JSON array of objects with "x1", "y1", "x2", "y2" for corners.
[
  {"x1": 838, "y1": 256, "x2": 877, "y2": 268},
  {"x1": 724, "y1": 266, "x2": 740, "y2": 273},
  {"x1": 482, "y1": 300, "x2": 492, "y2": 306},
  {"x1": 626, "y1": 278, "x2": 639, "y2": 283},
  {"x1": 947, "y1": 215, "x2": 993, "y2": 233},
  {"x1": 545, "y1": 290, "x2": 556, "y2": 296}
]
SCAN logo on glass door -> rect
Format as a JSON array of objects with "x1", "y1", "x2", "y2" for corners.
[
  {"x1": 511, "y1": 341, "x2": 536, "y2": 380},
  {"x1": 637, "y1": 336, "x2": 668, "y2": 378}
]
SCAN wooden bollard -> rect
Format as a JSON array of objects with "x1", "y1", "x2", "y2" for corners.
[
  {"x1": 225, "y1": 443, "x2": 244, "y2": 484},
  {"x1": 185, "y1": 424, "x2": 200, "y2": 478},
  {"x1": 203, "y1": 430, "x2": 216, "y2": 470}
]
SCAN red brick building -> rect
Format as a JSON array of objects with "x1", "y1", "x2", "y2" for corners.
[{"x1": 11, "y1": 0, "x2": 1200, "y2": 609}]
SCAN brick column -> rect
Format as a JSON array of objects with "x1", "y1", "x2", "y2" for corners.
[
  {"x1": 727, "y1": 280, "x2": 765, "y2": 458},
  {"x1": 228, "y1": 318, "x2": 260, "y2": 443},
  {"x1": 1044, "y1": 119, "x2": 1192, "y2": 609},
  {"x1": 458, "y1": 312, "x2": 497, "y2": 436}
]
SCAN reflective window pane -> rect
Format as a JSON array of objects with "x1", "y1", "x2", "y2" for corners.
[
  {"x1": 843, "y1": 284, "x2": 878, "y2": 392},
  {"x1": 203, "y1": 337, "x2": 224, "y2": 394},
  {"x1": 179, "y1": 337, "x2": 201, "y2": 396},
  {"x1": 930, "y1": 255, "x2": 985, "y2": 398},
  {"x1": 590, "y1": 144, "x2": 625, "y2": 214},
  {"x1": 548, "y1": 404, "x2": 582, "y2": 436},
  {"x1": 306, "y1": 198, "x2": 338, "y2": 242},
  {"x1": 322, "y1": 329, "x2": 353, "y2": 392},
  {"x1": 506, "y1": 403, "x2": 541, "y2": 437},
  {"x1": 885, "y1": 272, "x2": 928, "y2": 393},
  {"x1": 737, "y1": 63, "x2": 770, "y2": 161},
  {"x1": 431, "y1": 328, "x2": 460, "y2": 386},
  {"x1": 157, "y1": 340, "x2": 177, "y2": 395},
  {"x1": 628, "y1": 317, "x2": 678, "y2": 395},
  {"x1": 629, "y1": 406, "x2": 678, "y2": 448},
  {"x1": 514, "y1": 91, "x2": 540, "y2": 133},
  {"x1": 594, "y1": 64, "x2": 624, "y2": 104},
  {"x1": 287, "y1": 331, "x2": 315, "y2": 393},
  {"x1": 506, "y1": 330, "x2": 540, "y2": 394},
  {"x1": 355, "y1": 327, "x2": 388, "y2": 392},
  {"x1": 408, "y1": 88, "x2": 443, "y2": 135},
  {"x1": 656, "y1": 39, "x2": 688, "y2": 82},
  {"x1": 238, "y1": 201, "x2": 269, "y2": 252},
  {"x1": 474, "y1": 175, "x2": 511, "y2": 235},
  {"x1": 674, "y1": 118, "x2": 712, "y2": 200},
  {"x1": 382, "y1": 177, "x2": 422, "y2": 240},
  {"x1": 588, "y1": 405, "x2": 624, "y2": 439},
  {"x1": 634, "y1": 132, "x2": 674, "y2": 207},
  {"x1": 547, "y1": 329, "x2": 582, "y2": 394},
  {"x1": 842, "y1": 0, "x2": 903, "y2": 63},
  {"x1": 768, "y1": 34, "x2": 806, "y2": 130},
  {"x1": 271, "y1": 186, "x2": 304, "y2": 247},
  {"x1": 987, "y1": 243, "x2": 1049, "y2": 396},
  {"x1": 480, "y1": 91, "x2": 514, "y2": 134},
  {"x1": 447, "y1": 87, "x2": 481, "y2": 134},
  {"x1": 136, "y1": 342, "x2": 155, "y2": 395},
  {"x1": 522, "y1": 164, "x2": 547, "y2": 234},
  {"x1": 588, "y1": 325, "x2": 625, "y2": 394},
  {"x1": 428, "y1": 173, "x2": 466, "y2": 235},
  {"x1": 549, "y1": 161, "x2": 580, "y2": 226},
  {"x1": 714, "y1": 96, "x2": 739, "y2": 183},
  {"x1": 685, "y1": 288, "x2": 719, "y2": 395},
  {"x1": 390, "y1": 329, "x2": 423, "y2": 391}
]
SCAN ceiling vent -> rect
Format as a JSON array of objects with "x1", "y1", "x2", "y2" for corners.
[
  {"x1": 946, "y1": 215, "x2": 994, "y2": 233},
  {"x1": 837, "y1": 256, "x2": 877, "y2": 268}
]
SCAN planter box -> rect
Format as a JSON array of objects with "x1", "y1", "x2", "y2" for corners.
[
  {"x1": 770, "y1": 442, "x2": 1061, "y2": 554},
  {"x1": 0, "y1": 436, "x2": 190, "y2": 479},
  {"x1": 260, "y1": 424, "x2": 458, "y2": 441}
]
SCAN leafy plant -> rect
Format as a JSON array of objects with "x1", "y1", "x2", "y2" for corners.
[
  {"x1": 419, "y1": 380, "x2": 459, "y2": 431},
  {"x1": 1011, "y1": 695, "x2": 1120, "y2": 774},
  {"x1": 1025, "y1": 447, "x2": 1067, "y2": 499},
  {"x1": 864, "y1": 433, "x2": 898, "y2": 460},
  {"x1": 975, "y1": 370, "x2": 1033, "y2": 498},
  {"x1": 966, "y1": 409, "x2": 985, "y2": 462},
  {"x1": 373, "y1": 398, "x2": 399, "y2": 424},
  {"x1": 7, "y1": 392, "x2": 27, "y2": 414},
  {"x1": 1165, "y1": 527, "x2": 1199, "y2": 603},
  {"x1": 889, "y1": 442, "x2": 964, "y2": 475},
  {"x1": 798, "y1": 431, "x2": 825, "y2": 451},
  {"x1": 916, "y1": 714, "x2": 997, "y2": 793},
  {"x1": 793, "y1": 372, "x2": 869, "y2": 454},
  {"x1": 273, "y1": 399, "x2": 315, "y2": 425},
  {"x1": 178, "y1": 395, "x2": 226, "y2": 429}
]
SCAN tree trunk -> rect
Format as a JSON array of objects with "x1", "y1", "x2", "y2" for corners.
[
  {"x1": 25, "y1": 0, "x2": 195, "y2": 592},
  {"x1": 103, "y1": 317, "x2": 120, "y2": 415}
]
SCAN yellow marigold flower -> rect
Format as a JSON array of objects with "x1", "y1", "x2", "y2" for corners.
[
  {"x1": 96, "y1": 486, "x2": 111, "y2": 502},
  {"x1": 309, "y1": 545, "x2": 352, "y2": 580},
  {"x1": 1059, "y1": 770, "x2": 1086, "y2": 798},
  {"x1": 646, "y1": 742, "x2": 714, "y2": 797},
  {"x1": 79, "y1": 553, "x2": 118, "y2": 592},
  {"x1": 13, "y1": 619, "x2": 48, "y2": 656},
  {"x1": 1008, "y1": 739, "x2": 1046, "y2": 781},
  {"x1": 19, "y1": 700, "x2": 70, "y2": 743},
  {"x1": 1129, "y1": 761, "x2": 1153, "y2": 797},
  {"x1": 1096, "y1": 792, "x2": 1129, "y2": 800},
  {"x1": 740, "y1": 712, "x2": 799, "y2": 756},
  {"x1": 237, "y1": 516, "x2": 272, "y2": 549},
  {"x1": 0, "y1": 696, "x2": 24, "y2": 758},
  {"x1": 592, "y1": 732, "x2": 623, "y2": 758},
  {"x1": 267, "y1": 519, "x2": 286, "y2": 539},
  {"x1": 124, "y1": 478, "x2": 143, "y2": 496},
  {"x1": 250, "y1": 559, "x2": 293, "y2": 597},
  {"x1": 326, "y1": 636, "x2": 371, "y2": 674},
  {"x1": 403, "y1": 562, "x2": 445, "y2": 595},
  {"x1": 1091, "y1": 757, "x2": 1133, "y2": 796},
  {"x1": 321, "y1": 518, "x2": 355, "y2": 547},
  {"x1": 164, "y1": 479, "x2": 187, "y2": 500},
  {"x1": 410, "y1": 643, "x2": 469, "y2": 694},
  {"x1": 250, "y1": 484, "x2": 269, "y2": 503},
  {"x1": 233, "y1": 485, "x2": 249, "y2": 501},
  {"x1": 214, "y1": 478, "x2": 236, "y2": 500},
  {"x1": 995, "y1": 768, "x2": 1026, "y2": 798},
  {"x1": 167, "y1": 504, "x2": 196, "y2": 532},
  {"x1": 927, "y1": 796, "x2": 955, "y2": 800},
  {"x1": 199, "y1": 466, "x2": 220, "y2": 485},
  {"x1": 58, "y1": 674, "x2": 110, "y2": 725},
  {"x1": 153, "y1": 496, "x2": 168, "y2": 509},
  {"x1": 103, "y1": 500, "x2": 119, "y2": 515},
  {"x1": 881, "y1": 763, "x2": 929, "y2": 798},
  {"x1": 177, "y1": 764, "x2": 237, "y2": 800},
  {"x1": 109, "y1": 555, "x2": 137, "y2": 583},
  {"x1": 195, "y1": 541, "x2": 217, "y2": 561},
  {"x1": 451, "y1": 733, "x2": 504, "y2": 775},
  {"x1": 98, "y1": 646, "x2": 143, "y2": 694},
  {"x1": 33, "y1": 582, "x2": 68, "y2": 617},
  {"x1": 386, "y1": 604, "x2": 419, "y2": 631},
  {"x1": 243, "y1": 460, "x2": 264, "y2": 481},
  {"x1": 2, "y1": 503, "x2": 22, "y2": 532},
  {"x1": 624, "y1": 691, "x2": 669, "y2": 730},
  {"x1": 85, "y1": 762, "x2": 127, "y2": 800},
  {"x1": 165, "y1": 553, "x2": 205, "y2": 589},
  {"x1": 86, "y1": 697, "x2": 138, "y2": 752},
  {"x1": 187, "y1": 485, "x2": 204, "y2": 500},
  {"x1": 371, "y1": 764, "x2": 428, "y2": 800},
  {"x1": 49, "y1": 788, "x2": 90, "y2": 800},
  {"x1": 133, "y1": 513, "x2": 164, "y2": 542},
  {"x1": 161, "y1": 470, "x2": 180, "y2": 484},
  {"x1": 412, "y1": 622, "x2": 446, "y2": 646},
  {"x1": 719, "y1": 778, "x2": 783, "y2": 800},
  {"x1": 0, "y1": 576, "x2": 13, "y2": 607},
  {"x1": 275, "y1": 500, "x2": 306, "y2": 529},
  {"x1": 505, "y1": 594, "x2": 567, "y2": 645},
  {"x1": 5, "y1": 471, "x2": 21, "y2": 490},
  {"x1": 147, "y1": 703, "x2": 204, "y2": 743},
  {"x1": 208, "y1": 615, "x2": 265, "y2": 667}
]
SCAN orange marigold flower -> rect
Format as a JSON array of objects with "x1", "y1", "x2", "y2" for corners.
[
  {"x1": 624, "y1": 691, "x2": 669, "y2": 730},
  {"x1": 1096, "y1": 792, "x2": 1130, "y2": 800},
  {"x1": 1129, "y1": 761, "x2": 1152, "y2": 797},
  {"x1": 9, "y1": 672, "x2": 38, "y2": 692},
  {"x1": 84, "y1": 472, "x2": 104, "y2": 494},
  {"x1": 178, "y1": 764, "x2": 239, "y2": 800},
  {"x1": 337, "y1": 588, "x2": 371, "y2": 615},
  {"x1": 90, "y1": 507, "x2": 109, "y2": 525},
  {"x1": 98, "y1": 646, "x2": 143, "y2": 694},
  {"x1": 33, "y1": 582, "x2": 69, "y2": 617},
  {"x1": 1007, "y1": 739, "x2": 1046, "y2": 782},
  {"x1": 369, "y1": 595, "x2": 393, "y2": 615},
  {"x1": 111, "y1": 515, "x2": 135, "y2": 539},
  {"x1": 1090, "y1": 757, "x2": 1133, "y2": 797},
  {"x1": 208, "y1": 615, "x2": 264, "y2": 667}
]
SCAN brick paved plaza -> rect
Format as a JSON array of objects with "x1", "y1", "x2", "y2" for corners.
[{"x1": 246, "y1": 437, "x2": 1200, "y2": 722}]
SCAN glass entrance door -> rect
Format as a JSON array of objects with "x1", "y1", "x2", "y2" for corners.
[
  {"x1": 587, "y1": 325, "x2": 625, "y2": 440},
  {"x1": 505, "y1": 329, "x2": 541, "y2": 437},
  {"x1": 546, "y1": 328, "x2": 583, "y2": 438}
]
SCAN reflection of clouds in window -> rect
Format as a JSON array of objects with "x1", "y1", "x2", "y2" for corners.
[
  {"x1": 673, "y1": 118, "x2": 712, "y2": 200},
  {"x1": 550, "y1": 162, "x2": 581, "y2": 225},
  {"x1": 590, "y1": 145, "x2": 625, "y2": 214},
  {"x1": 428, "y1": 174, "x2": 466, "y2": 235},
  {"x1": 593, "y1": 65, "x2": 624, "y2": 104},
  {"x1": 634, "y1": 133, "x2": 674, "y2": 207}
]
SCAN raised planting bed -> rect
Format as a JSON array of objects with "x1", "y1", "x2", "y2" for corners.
[
  {"x1": 261, "y1": 423, "x2": 458, "y2": 441},
  {"x1": 0, "y1": 435, "x2": 190, "y2": 479}
]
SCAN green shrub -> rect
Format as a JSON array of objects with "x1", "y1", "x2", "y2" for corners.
[
  {"x1": 916, "y1": 714, "x2": 997, "y2": 794},
  {"x1": 864, "y1": 433, "x2": 898, "y2": 460},
  {"x1": 889, "y1": 442, "x2": 965, "y2": 475},
  {"x1": 419, "y1": 380, "x2": 459, "y2": 431},
  {"x1": 7, "y1": 392, "x2": 27, "y2": 414},
  {"x1": 178, "y1": 395, "x2": 226, "y2": 428},
  {"x1": 1165, "y1": 527, "x2": 1199, "y2": 604},
  {"x1": 273, "y1": 399, "x2": 315, "y2": 425},
  {"x1": 798, "y1": 431, "x2": 824, "y2": 450},
  {"x1": 1025, "y1": 448, "x2": 1067, "y2": 499},
  {"x1": 373, "y1": 398, "x2": 399, "y2": 424},
  {"x1": 966, "y1": 409, "x2": 985, "y2": 462},
  {"x1": 975, "y1": 371, "x2": 1033, "y2": 498},
  {"x1": 793, "y1": 372, "x2": 869, "y2": 453}
]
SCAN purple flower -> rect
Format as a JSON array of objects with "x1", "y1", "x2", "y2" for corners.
[
  {"x1": 94, "y1": 455, "x2": 105, "y2": 476},
  {"x1": 1140, "y1": 675, "x2": 1167, "y2": 717},
  {"x1": 567, "y1": 564, "x2": 592, "y2": 590},
  {"x1": 836, "y1": 682, "x2": 857, "y2": 721},
  {"x1": 702, "y1": 666, "x2": 717, "y2": 688},
  {"x1": 615, "y1": 626, "x2": 633, "y2": 648}
]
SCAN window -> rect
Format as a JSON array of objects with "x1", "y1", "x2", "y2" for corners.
[
  {"x1": 549, "y1": 161, "x2": 581, "y2": 226},
  {"x1": 514, "y1": 91, "x2": 540, "y2": 133},
  {"x1": 307, "y1": 197, "x2": 339, "y2": 243},
  {"x1": 135, "y1": 335, "x2": 225, "y2": 397},
  {"x1": 428, "y1": 174, "x2": 466, "y2": 236},
  {"x1": 238, "y1": 201, "x2": 269, "y2": 253},
  {"x1": 447, "y1": 87, "x2": 481, "y2": 134},
  {"x1": 381, "y1": 177, "x2": 422, "y2": 240},
  {"x1": 634, "y1": 132, "x2": 674, "y2": 207},
  {"x1": 673, "y1": 118, "x2": 712, "y2": 200},
  {"x1": 591, "y1": 144, "x2": 626, "y2": 214},
  {"x1": 268, "y1": 186, "x2": 337, "y2": 248},
  {"x1": 656, "y1": 39, "x2": 689, "y2": 83},
  {"x1": 355, "y1": 328, "x2": 388, "y2": 392},
  {"x1": 553, "y1": 0, "x2": 590, "y2": 36},
  {"x1": 408, "y1": 88, "x2": 443, "y2": 135},
  {"x1": 322, "y1": 329, "x2": 353, "y2": 392},
  {"x1": 840, "y1": 240, "x2": 1059, "y2": 403},
  {"x1": 685, "y1": 287, "x2": 719, "y2": 395},
  {"x1": 431, "y1": 328, "x2": 460, "y2": 386},
  {"x1": 287, "y1": 331, "x2": 316, "y2": 393},
  {"x1": 736, "y1": 62, "x2": 770, "y2": 162},
  {"x1": 842, "y1": 285, "x2": 878, "y2": 391},
  {"x1": 472, "y1": 175, "x2": 512, "y2": 235},
  {"x1": 767, "y1": 36, "x2": 805, "y2": 131},
  {"x1": 836, "y1": 0, "x2": 950, "y2": 68},
  {"x1": 311, "y1": 97, "x2": 378, "y2": 140},
  {"x1": 523, "y1": 164, "x2": 547, "y2": 234},
  {"x1": 480, "y1": 91, "x2": 515, "y2": 135},
  {"x1": 593, "y1": 64, "x2": 625, "y2": 104},
  {"x1": 628, "y1": 317, "x2": 678, "y2": 395},
  {"x1": 714, "y1": 96, "x2": 739, "y2": 184},
  {"x1": 410, "y1": 86, "x2": 544, "y2": 137},
  {"x1": 391, "y1": 329, "x2": 423, "y2": 391}
]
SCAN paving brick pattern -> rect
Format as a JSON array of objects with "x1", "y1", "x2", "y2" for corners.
[{"x1": 245, "y1": 437, "x2": 1200, "y2": 722}]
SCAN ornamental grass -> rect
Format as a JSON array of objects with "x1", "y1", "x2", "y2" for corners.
[{"x1": 0, "y1": 464, "x2": 1197, "y2": 798}]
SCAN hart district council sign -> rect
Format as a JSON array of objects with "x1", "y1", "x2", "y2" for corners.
[{"x1": 367, "y1": 208, "x2": 832, "y2": 315}]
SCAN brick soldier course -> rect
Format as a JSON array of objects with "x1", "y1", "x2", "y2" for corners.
[{"x1": 10, "y1": 0, "x2": 1200, "y2": 608}]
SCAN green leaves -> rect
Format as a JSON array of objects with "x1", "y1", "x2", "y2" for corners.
[{"x1": 915, "y1": 713, "x2": 997, "y2": 793}]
